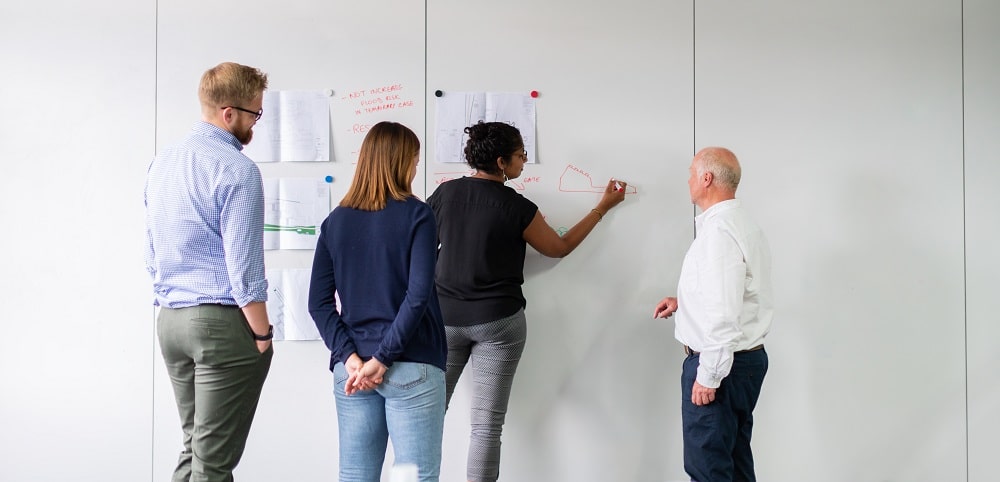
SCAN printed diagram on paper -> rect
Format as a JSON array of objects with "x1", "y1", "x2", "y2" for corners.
[
  {"x1": 243, "y1": 90, "x2": 330, "y2": 163},
  {"x1": 435, "y1": 92, "x2": 536, "y2": 164},
  {"x1": 263, "y1": 178, "x2": 331, "y2": 250},
  {"x1": 266, "y1": 269, "x2": 321, "y2": 341}
]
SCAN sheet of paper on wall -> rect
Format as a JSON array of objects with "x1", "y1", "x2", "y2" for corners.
[
  {"x1": 244, "y1": 90, "x2": 331, "y2": 162},
  {"x1": 435, "y1": 92, "x2": 536, "y2": 164},
  {"x1": 483, "y1": 92, "x2": 536, "y2": 164},
  {"x1": 263, "y1": 178, "x2": 331, "y2": 250},
  {"x1": 266, "y1": 269, "x2": 321, "y2": 341}
]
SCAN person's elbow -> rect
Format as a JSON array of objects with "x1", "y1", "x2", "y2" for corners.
[
  {"x1": 525, "y1": 226, "x2": 576, "y2": 258},
  {"x1": 307, "y1": 297, "x2": 331, "y2": 316},
  {"x1": 547, "y1": 248, "x2": 572, "y2": 258},
  {"x1": 537, "y1": 242, "x2": 573, "y2": 259}
]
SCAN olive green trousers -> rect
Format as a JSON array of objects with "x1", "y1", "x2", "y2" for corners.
[{"x1": 157, "y1": 304, "x2": 273, "y2": 482}]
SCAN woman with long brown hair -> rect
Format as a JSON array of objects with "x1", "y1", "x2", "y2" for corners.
[{"x1": 309, "y1": 121, "x2": 447, "y2": 481}]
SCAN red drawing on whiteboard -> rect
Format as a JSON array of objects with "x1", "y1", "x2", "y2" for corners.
[
  {"x1": 558, "y1": 164, "x2": 637, "y2": 194},
  {"x1": 338, "y1": 83, "x2": 415, "y2": 116},
  {"x1": 432, "y1": 170, "x2": 528, "y2": 191},
  {"x1": 507, "y1": 181, "x2": 526, "y2": 191},
  {"x1": 432, "y1": 170, "x2": 474, "y2": 185}
]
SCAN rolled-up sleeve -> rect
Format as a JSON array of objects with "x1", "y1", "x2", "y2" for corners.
[{"x1": 219, "y1": 165, "x2": 268, "y2": 306}]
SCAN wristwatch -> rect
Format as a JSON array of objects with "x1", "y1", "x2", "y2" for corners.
[{"x1": 252, "y1": 324, "x2": 274, "y2": 341}]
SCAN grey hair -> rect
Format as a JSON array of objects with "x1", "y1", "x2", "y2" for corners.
[{"x1": 696, "y1": 148, "x2": 741, "y2": 191}]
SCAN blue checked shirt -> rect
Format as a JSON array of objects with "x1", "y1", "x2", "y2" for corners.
[{"x1": 144, "y1": 121, "x2": 268, "y2": 308}]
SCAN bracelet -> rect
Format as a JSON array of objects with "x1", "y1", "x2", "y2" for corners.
[
  {"x1": 253, "y1": 324, "x2": 274, "y2": 341},
  {"x1": 591, "y1": 209, "x2": 604, "y2": 221}
]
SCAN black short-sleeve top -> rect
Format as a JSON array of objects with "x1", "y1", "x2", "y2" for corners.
[{"x1": 426, "y1": 177, "x2": 539, "y2": 326}]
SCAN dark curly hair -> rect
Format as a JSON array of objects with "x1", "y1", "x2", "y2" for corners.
[{"x1": 463, "y1": 121, "x2": 524, "y2": 174}]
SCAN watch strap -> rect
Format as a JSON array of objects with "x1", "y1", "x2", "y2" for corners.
[{"x1": 253, "y1": 324, "x2": 274, "y2": 341}]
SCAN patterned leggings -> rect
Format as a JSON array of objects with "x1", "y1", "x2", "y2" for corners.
[{"x1": 445, "y1": 309, "x2": 527, "y2": 482}]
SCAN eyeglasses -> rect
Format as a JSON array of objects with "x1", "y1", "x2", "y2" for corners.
[{"x1": 221, "y1": 105, "x2": 263, "y2": 121}]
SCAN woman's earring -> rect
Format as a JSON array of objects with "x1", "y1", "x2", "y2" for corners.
[{"x1": 502, "y1": 170, "x2": 509, "y2": 182}]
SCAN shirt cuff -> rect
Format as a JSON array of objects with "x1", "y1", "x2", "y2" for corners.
[
  {"x1": 696, "y1": 365, "x2": 723, "y2": 389},
  {"x1": 371, "y1": 351, "x2": 394, "y2": 368},
  {"x1": 232, "y1": 279, "x2": 269, "y2": 306}
]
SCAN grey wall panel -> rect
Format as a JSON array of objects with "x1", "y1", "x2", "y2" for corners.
[
  {"x1": 0, "y1": 1, "x2": 156, "y2": 481},
  {"x1": 695, "y1": 1, "x2": 965, "y2": 480},
  {"x1": 964, "y1": 0, "x2": 1000, "y2": 480},
  {"x1": 427, "y1": 1, "x2": 695, "y2": 480}
]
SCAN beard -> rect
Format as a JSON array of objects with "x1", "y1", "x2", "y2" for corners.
[{"x1": 236, "y1": 125, "x2": 254, "y2": 145}]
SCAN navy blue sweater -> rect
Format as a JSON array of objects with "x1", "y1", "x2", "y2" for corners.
[{"x1": 308, "y1": 197, "x2": 446, "y2": 372}]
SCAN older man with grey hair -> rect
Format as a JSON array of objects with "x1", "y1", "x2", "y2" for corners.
[{"x1": 654, "y1": 147, "x2": 774, "y2": 482}]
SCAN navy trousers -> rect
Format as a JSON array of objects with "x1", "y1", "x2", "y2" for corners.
[{"x1": 681, "y1": 348, "x2": 768, "y2": 482}]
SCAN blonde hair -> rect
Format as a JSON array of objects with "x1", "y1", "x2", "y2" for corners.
[
  {"x1": 198, "y1": 62, "x2": 268, "y2": 109},
  {"x1": 340, "y1": 122, "x2": 420, "y2": 211}
]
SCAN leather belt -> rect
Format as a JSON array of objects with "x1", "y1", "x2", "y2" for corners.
[{"x1": 684, "y1": 344, "x2": 764, "y2": 356}]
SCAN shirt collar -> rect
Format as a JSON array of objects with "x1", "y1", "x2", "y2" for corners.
[
  {"x1": 192, "y1": 121, "x2": 244, "y2": 151},
  {"x1": 694, "y1": 198, "x2": 741, "y2": 229}
]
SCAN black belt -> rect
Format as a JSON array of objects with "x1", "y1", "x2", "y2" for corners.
[{"x1": 684, "y1": 344, "x2": 764, "y2": 356}]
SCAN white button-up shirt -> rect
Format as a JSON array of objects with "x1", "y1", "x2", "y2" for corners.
[{"x1": 675, "y1": 199, "x2": 773, "y2": 388}]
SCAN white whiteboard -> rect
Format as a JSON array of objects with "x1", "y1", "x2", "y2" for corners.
[
  {"x1": 426, "y1": 1, "x2": 695, "y2": 480},
  {"x1": 695, "y1": 1, "x2": 966, "y2": 480},
  {"x1": 5, "y1": 1, "x2": 997, "y2": 481},
  {"x1": 145, "y1": 1, "x2": 981, "y2": 482}
]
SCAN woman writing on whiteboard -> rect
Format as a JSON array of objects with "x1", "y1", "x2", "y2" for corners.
[
  {"x1": 308, "y1": 121, "x2": 447, "y2": 481},
  {"x1": 427, "y1": 121, "x2": 626, "y2": 482}
]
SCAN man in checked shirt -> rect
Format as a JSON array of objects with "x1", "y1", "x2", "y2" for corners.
[{"x1": 145, "y1": 62, "x2": 273, "y2": 482}]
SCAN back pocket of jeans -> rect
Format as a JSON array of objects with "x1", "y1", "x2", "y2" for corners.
[
  {"x1": 383, "y1": 363, "x2": 427, "y2": 389},
  {"x1": 333, "y1": 362, "x2": 349, "y2": 386}
]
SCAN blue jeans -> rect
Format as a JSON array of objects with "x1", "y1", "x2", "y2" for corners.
[
  {"x1": 682, "y1": 348, "x2": 768, "y2": 482},
  {"x1": 333, "y1": 361, "x2": 446, "y2": 482}
]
